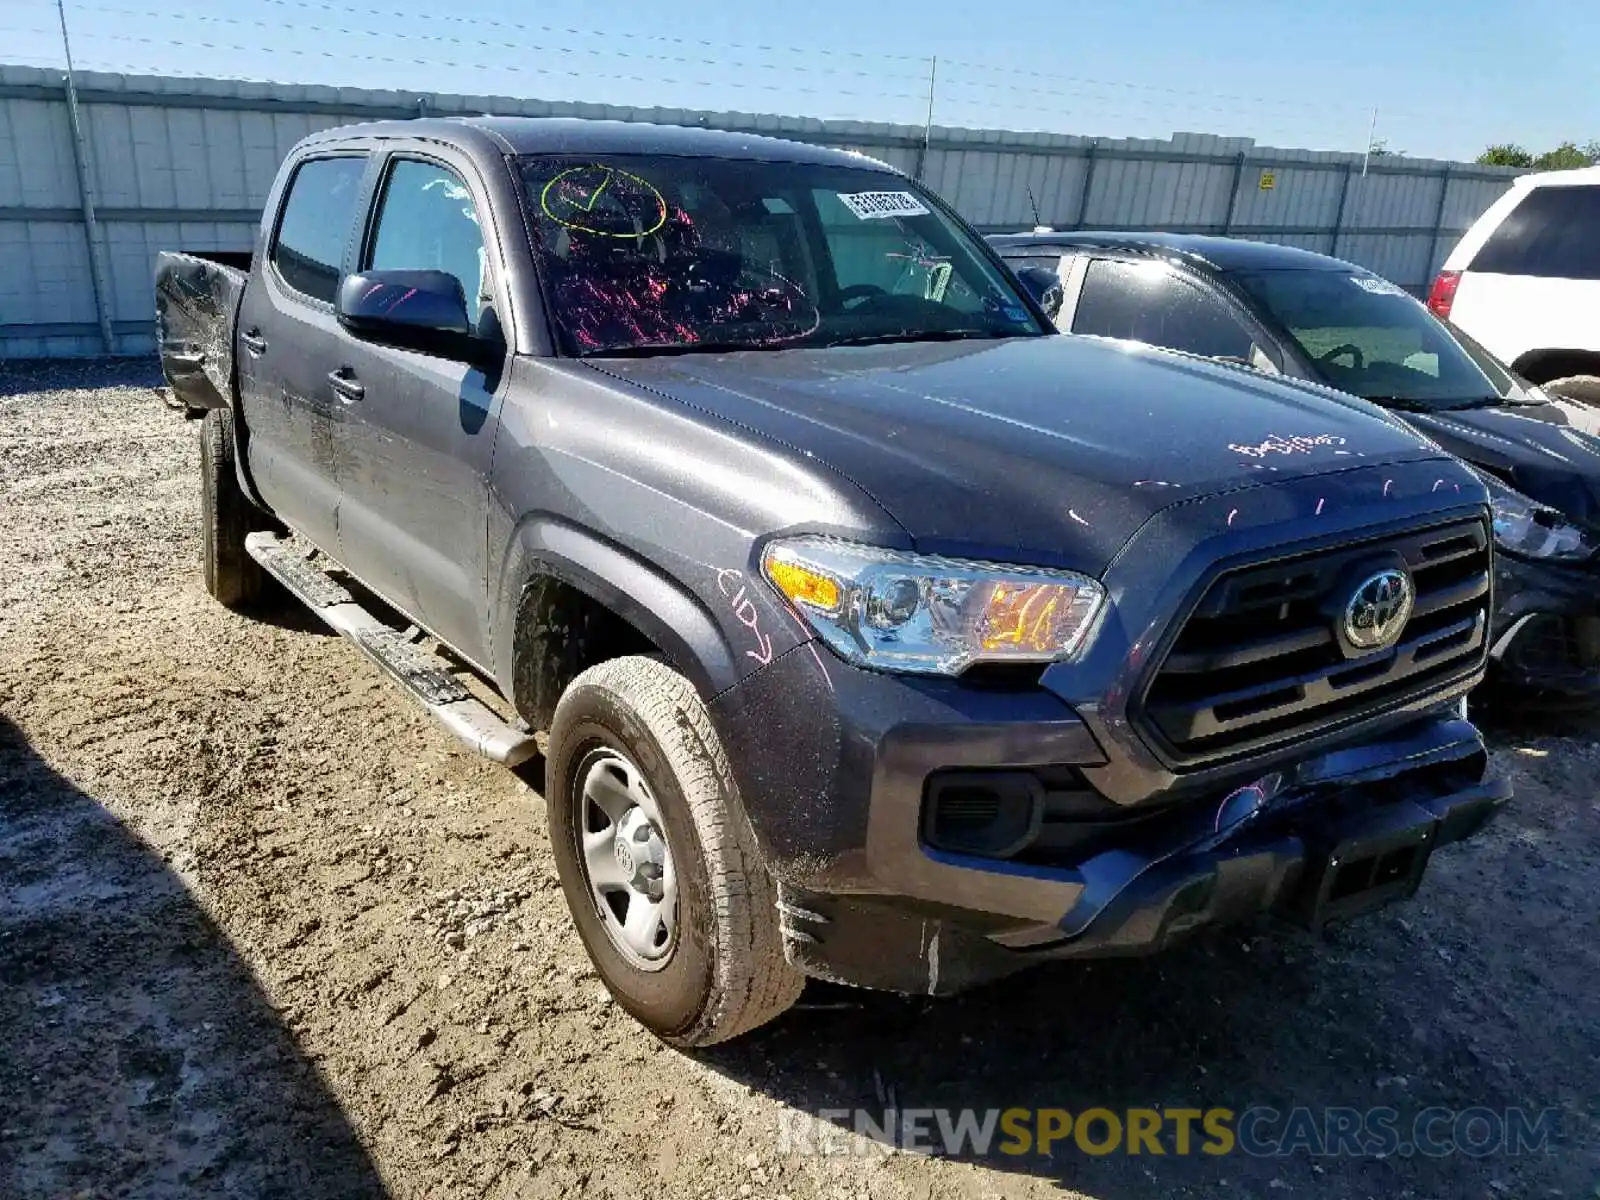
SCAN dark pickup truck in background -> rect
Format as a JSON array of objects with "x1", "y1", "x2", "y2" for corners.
[
  {"x1": 996, "y1": 230, "x2": 1600, "y2": 704},
  {"x1": 156, "y1": 116, "x2": 1508, "y2": 1046}
]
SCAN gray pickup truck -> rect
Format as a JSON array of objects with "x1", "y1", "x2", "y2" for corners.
[{"x1": 156, "y1": 116, "x2": 1508, "y2": 1046}]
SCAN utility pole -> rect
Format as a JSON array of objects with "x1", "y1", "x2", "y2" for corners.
[
  {"x1": 1344, "y1": 105, "x2": 1379, "y2": 264},
  {"x1": 914, "y1": 56, "x2": 937, "y2": 182},
  {"x1": 54, "y1": 0, "x2": 79, "y2": 75},
  {"x1": 1360, "y1": 106, "x2": 1379, "y2": 177},
  {"x1": 56, "y1": 0, "x2": 116, "y2": 354}
]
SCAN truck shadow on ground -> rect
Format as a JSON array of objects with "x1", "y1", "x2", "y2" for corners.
[
  {"x1": 245, "y1": 586, "x2": 342, "y2": 637},
  {"x1": 703, "y1": 864, "x2": 1589, "y2": 1196},
  {"x1": 0, "y1": 716, "x2": 387, "y2": 1199}
]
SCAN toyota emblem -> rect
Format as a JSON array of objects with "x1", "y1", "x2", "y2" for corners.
[{"x1": 1342, "y1": 568, "x2": 1414, "y2": 651}]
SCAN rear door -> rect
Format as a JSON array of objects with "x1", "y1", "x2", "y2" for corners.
[
  {"x1": 331, "y1": 150, "x2": 510, "y2": 666},
  {"x1": 1449, "y1": 183, "x2": 1600, "y2": 364},
  {"x1": 237, "y1": 152, "x2": 371, "y2": 552},
  {"x1": 1067, "y1": 256, "x2": 1275, "y2": 368}
]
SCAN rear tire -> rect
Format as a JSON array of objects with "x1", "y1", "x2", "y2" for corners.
[
  {"x1": 199, "y1": 408, "x2": 265, "y2": 609},
  {"x1": 546, "y1": 655, "x2": 803, "y2": 1046}
]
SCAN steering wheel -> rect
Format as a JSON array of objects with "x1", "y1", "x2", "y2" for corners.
[
  {"x1": 838, "y1": 283, "x2": 888, "y2": 310},
  {"x1": 1318, "y1": 343, "x2": 1365, "y2": 370},
  {"x1": 697, "y1": 270, "x2": 821, "y2": 344}
]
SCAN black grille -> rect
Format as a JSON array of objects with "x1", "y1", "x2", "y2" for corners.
[{"x1": 1138, "y1": 519, "x2": 1490, "y2": 766}]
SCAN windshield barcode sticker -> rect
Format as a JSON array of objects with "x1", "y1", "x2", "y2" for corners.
[
  {"x1": 837, "y1": 191, "x2": 931, "y2": 220},
  {"x1": 1350, "y1": 275, "x2": 1405, "y2": 296}
]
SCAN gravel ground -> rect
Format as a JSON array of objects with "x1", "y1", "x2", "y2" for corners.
[{"x1": 0, "y1": 359, "x2": 1596, "y2": 1199}]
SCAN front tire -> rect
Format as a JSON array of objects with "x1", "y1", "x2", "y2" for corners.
[
  {"x1": 199, "y1": 408, "x2": 265, "y2": 608},
  {"x1": 546, "y1": 655, "x2": 803, "y2": 1046}
]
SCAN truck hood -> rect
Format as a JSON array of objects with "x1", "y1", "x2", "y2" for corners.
[
  {"x1": 1404, "y1": 398, "x2": 1600, "y2": 531},
  {"x1": 588, "y1": 336, "x2": 1442, "y2": 572}
]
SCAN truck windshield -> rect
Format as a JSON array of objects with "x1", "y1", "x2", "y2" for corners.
[
  {"x1": 517, "y1": 155, "x2": 1046, "y2": 356},
  {"x1": 1233, "y1": 268, "x2": 1513, "y2": 410}
]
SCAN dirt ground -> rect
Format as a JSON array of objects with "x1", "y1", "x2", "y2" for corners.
[{"x1": 1, "y1": 359, "x2": 1595, "y2": 1200}]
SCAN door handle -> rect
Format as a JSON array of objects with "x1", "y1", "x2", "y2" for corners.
[
  {"x1": 240, "y1": 330, "x2": 267, "y2": 355},
  {"x1": 165, "y1": 348, "x2": 206, "y2": 368},
  {"x1": 327, "y1": 368, "x2": 365, "y2": 403}
]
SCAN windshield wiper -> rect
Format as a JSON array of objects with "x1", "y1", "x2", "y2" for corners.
[
  {"x1": 1358, "y1": 395, "x2": 1439, "y2": 413},
  {"x1": 1433, "y1": 396, "x2": 1516, "y2": 412},
  {"x1": 820, "y1": 328, "x2": 1010, "y2": 349}
]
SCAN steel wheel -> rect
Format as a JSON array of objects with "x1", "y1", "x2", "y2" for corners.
[
  {"x1": 576, "y1": 747, "x2": 677, "y2": 970},
  {"x1": 546, "y1": 656, "x2": 803, "y2": 1043}
]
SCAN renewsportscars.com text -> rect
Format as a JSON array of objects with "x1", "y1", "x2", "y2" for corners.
[{"x1": 777, "y1": 1106, "x2": 1560, "y2": 1160}]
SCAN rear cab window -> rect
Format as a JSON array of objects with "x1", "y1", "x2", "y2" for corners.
[
  {"x1": 1469, "y1": 185, "x2": 1600, "y2": 279},
  {"x1": 270, "y1": 155, "x2": 369, "y2": 303},
  {"x1": 1072, "y1": 258, "x2": 1256, "y2": 361}
]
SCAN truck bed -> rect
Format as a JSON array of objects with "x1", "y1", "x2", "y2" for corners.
[{"x1": 155, "y1": 250, "x2": 252, "y2": 414}]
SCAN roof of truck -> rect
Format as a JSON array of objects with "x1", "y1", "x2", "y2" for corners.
[
  {"x1": 988, "y1": 230, "x2": 1357, "y2": 273},
  {"x1": 302, "y1": 115, "x2": 899, "y2": 170}
]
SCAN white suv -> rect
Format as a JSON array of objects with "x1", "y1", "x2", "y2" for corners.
[{"x1": 1430, "y1": 165, "x2": 1600, "y2": 402}]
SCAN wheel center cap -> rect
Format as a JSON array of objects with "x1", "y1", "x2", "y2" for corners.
[
  {"x1": 613, "y1": 806, "x2": 667, "y2": 898},
  {"x1": 613, "y1": 839, "x2": 635, "y2": 876}
]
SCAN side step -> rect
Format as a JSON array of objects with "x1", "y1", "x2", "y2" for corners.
[{"x1": 245, "y1": 532, "x2": 538, "y2": 768}]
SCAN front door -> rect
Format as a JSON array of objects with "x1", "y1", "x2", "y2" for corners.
[{"x1": 332, "y1": 154, "x2": 509, "y2": 666}]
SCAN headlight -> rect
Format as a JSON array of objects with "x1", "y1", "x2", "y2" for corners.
[
  {"x1": 1486, "y1": 480, "x2": 1595, "y2": 560},
  {"x1": 760, "y1": 538, "x2": 1107, "y2": 675}
]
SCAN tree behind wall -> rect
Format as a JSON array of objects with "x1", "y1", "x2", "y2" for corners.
[{"x1": 1477, "y1": 141, "x2": 1600, "y2": 169}]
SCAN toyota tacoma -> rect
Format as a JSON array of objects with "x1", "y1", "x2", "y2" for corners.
[{"x1": 156, "y1": 117, "x2": 1509, "y2": 1046}]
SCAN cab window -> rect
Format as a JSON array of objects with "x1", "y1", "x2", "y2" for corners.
[
  {"x1": 271, "y1": 155, "x2": 368, "y2": 304},
  {"x1": 366, "y1": 159, "x2": 491, "y2": 326},
  {"x1": 1072, "y1": 258, "x2": 1256, "y2": 361}
]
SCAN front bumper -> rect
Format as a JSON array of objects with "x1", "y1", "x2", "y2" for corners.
[
  {"x1": 712, "y1": 642, "x2": 1507, "y2": 995},
  {"x1": 773, "y1": 716, "x2": 1504, "y2": 993},
  {"x1": 775, "y1": 716, "x2": 1505, "y2": 994},
  {"x1": 1488, "y1": 552, "x2": 1600, "y2": 700}
]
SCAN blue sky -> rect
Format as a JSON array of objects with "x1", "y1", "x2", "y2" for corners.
[{"x1": 2, "y1": 0, "x2": 1596, "y2": 162}]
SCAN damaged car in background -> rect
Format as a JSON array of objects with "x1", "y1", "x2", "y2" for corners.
[
  {"x1": 996, "y1": 230, "x2": 1600, "y2": 704},
  {"x1": 156, "y1": 117, "x2": 1508, "y2": 1046}
]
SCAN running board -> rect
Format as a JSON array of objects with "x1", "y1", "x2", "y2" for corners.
[{"x1": 245, "y1": 532, "x2": 537, "y2": 768}]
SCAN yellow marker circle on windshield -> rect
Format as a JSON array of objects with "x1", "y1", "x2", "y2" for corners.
[{"x1": 540, "y1": 165, "x2": 668, "y2": 238}]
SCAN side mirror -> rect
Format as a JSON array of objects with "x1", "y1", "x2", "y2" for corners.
[
  {"x1": 1013, "y1": 266, "x2": 1064, "y2": 323},
  {"x1": 337, "y1": 269, "x2": 476, "y2": 358}
]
